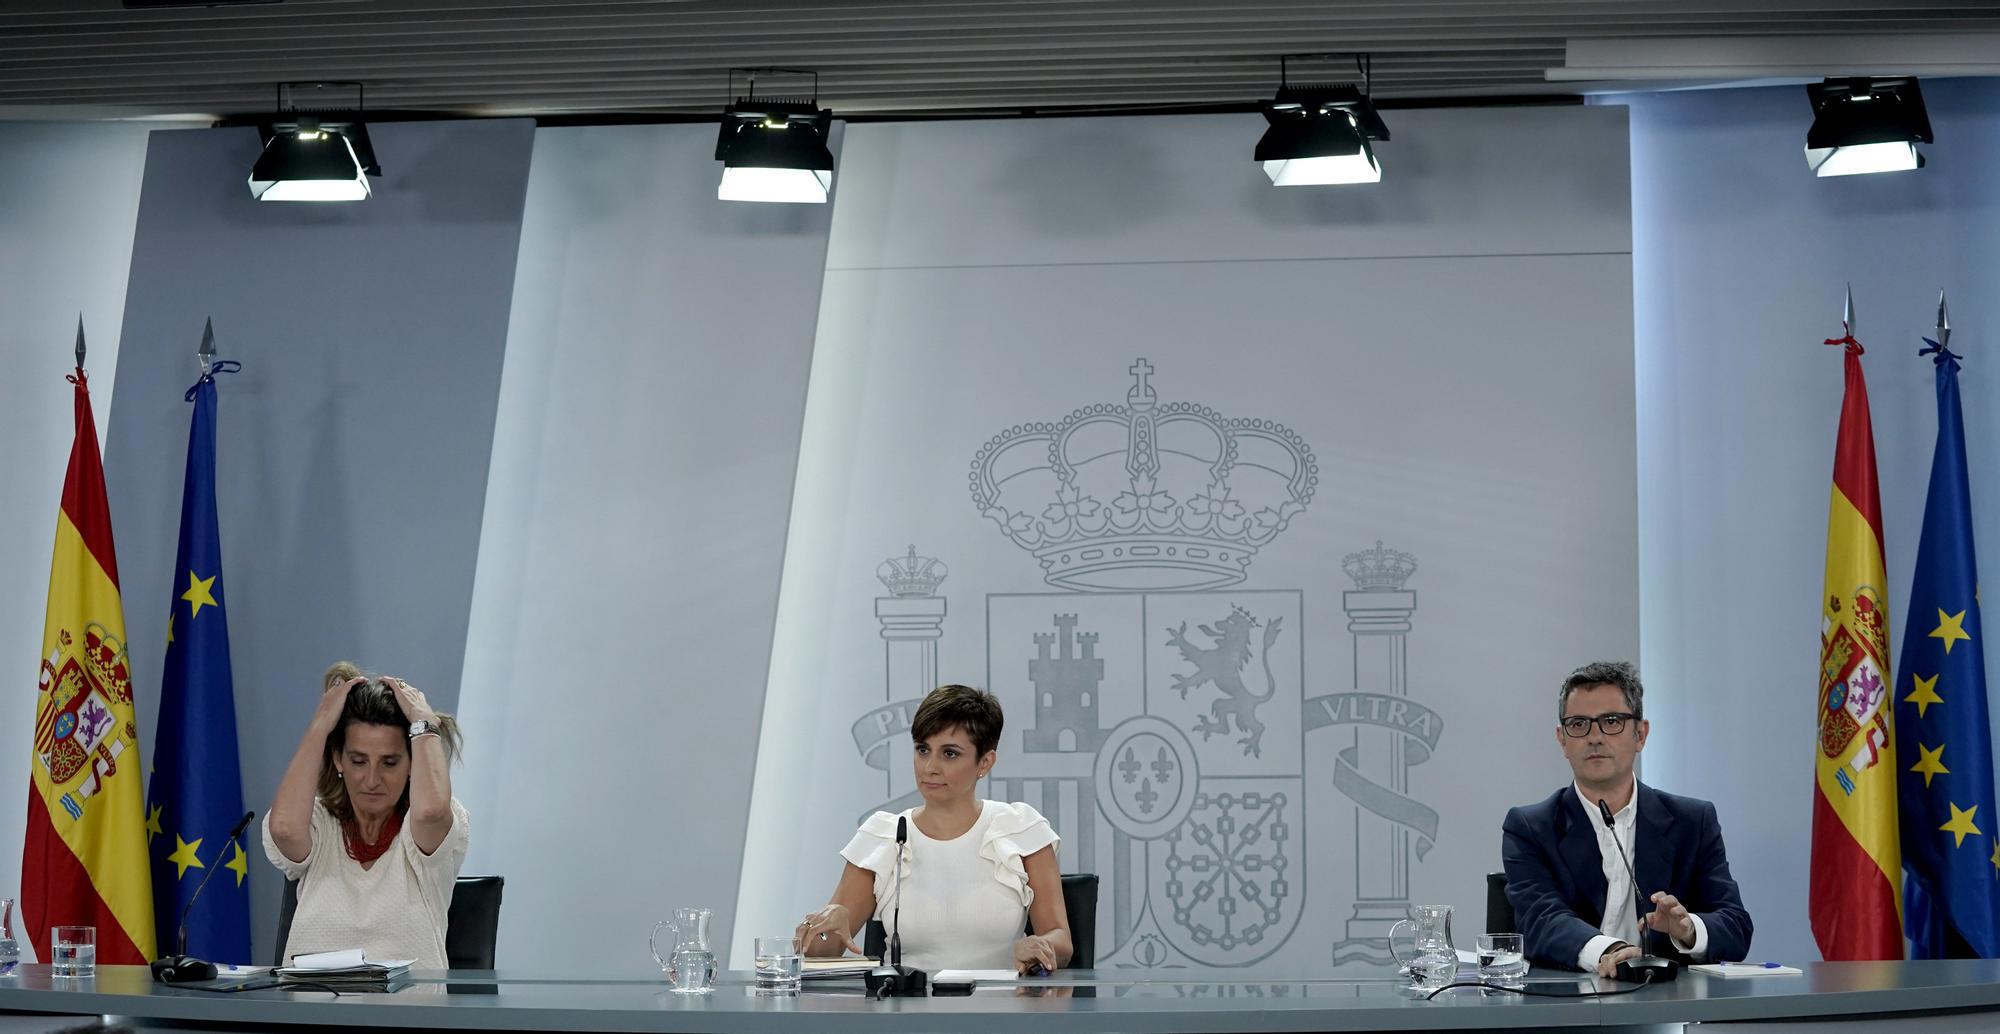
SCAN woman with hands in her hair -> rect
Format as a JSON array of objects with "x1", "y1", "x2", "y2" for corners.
[
  {"x1": 796, "y1": 684, "x2": 1072, "y2": 975},
  {"x1": 264, "y1": 661, "x2": 467, "y2": 970}
]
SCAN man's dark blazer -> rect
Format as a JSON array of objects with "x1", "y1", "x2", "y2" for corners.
[{"x1": 1501, "y1": 782, "x2": 1753, "y2": 969}]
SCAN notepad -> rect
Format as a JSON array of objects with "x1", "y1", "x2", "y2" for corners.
[
  {"x1": 1691, "y1": 962, "x2": 1802, "y2": 977},
  {"x1": 277, "y1": 949, "x2": 414, "y2": 978},
  {"x1": 799, "y1": 956, "x2": 879, "y2": 979},
  {"x1": 932, "y1": 969, "x2": 1019, "y2": 987}
]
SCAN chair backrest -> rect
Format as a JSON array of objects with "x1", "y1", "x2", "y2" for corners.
[
  {"x1": 1485, "y1": 871, "x2": 1515, "y2": 934},
  {"x1": 862, "y1": 872, "x2": 1099, "y2": 968},
  {"x1": 275, "y1": 874, "x2": 505, "y2": 969},
  {"x1": 445, "y1": 875, "x2": 505, "y2": 969},
  {"x1": 1040, "y1": 873, "x2": 1098, "y2": 968}
]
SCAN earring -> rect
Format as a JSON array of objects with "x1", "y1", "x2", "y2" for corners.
[{"x1": 335, "y1": 771, "x2": 344, "y2": 779}]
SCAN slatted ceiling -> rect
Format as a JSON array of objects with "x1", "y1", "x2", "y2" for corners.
[{"x1": 2, "y1": 0, "x2": 1997, "y2": 119}]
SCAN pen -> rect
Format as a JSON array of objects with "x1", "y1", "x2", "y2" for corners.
[{"x1": 1721, "y1": 962, "x2": 1782, "y2": 968}]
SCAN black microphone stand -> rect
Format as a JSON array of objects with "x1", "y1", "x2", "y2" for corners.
[
  {"x1": 151, "y1": 810, "x2": 255, "y2": 984},
  {"x1": 1596, "y1": 798, "x2": 1679, "y2": 984},
  {"x1": 866, "y1": 816, "x2": 927, "y2": 998}
]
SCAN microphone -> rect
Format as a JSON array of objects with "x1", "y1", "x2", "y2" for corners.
[
  {"x1": 151, "y1": 810, "x2": 255, "y2": 984},
  {"x1": 1595, "y1": 798, "x2": 1680, "y2": 984},
  {"x1": 865, "y1": 815, "x2": 927, "y2": 999},
  {"x1": 891, "y1": 816, "x2": 905, "y2": 968}
]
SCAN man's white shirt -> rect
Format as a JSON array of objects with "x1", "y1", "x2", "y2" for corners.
[{"x1": 1574, "y1": 779, "x2": 1708, "y2": 971}]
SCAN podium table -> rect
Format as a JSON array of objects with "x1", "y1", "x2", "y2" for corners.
[{"x1": 6, "y1": 961, "x2": 2000, "y2": 1033}]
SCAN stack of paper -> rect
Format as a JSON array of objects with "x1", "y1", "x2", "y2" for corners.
[
  {"x1": 800, "y1": 956, "x2": 879, "y2": 980},
  {"x1": 276, "y1": 949, "x2": 416, "y2": 991}
]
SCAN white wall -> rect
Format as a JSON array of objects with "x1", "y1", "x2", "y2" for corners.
[
  {"x1": 0, "y1": 121, "x2": 154, "y2": 939},
  {"x1": 454, "y1": 123, "x2": 835, "y2": 971},
  {"x1": 1629, "y1": 77, "x2": 2000, "y2": 964},
  {"x1": 737, "y1": 105, "x2": 1638, "y2": 968}
]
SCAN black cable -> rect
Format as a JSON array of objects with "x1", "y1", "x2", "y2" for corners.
[
  {"x1": 1423, "y1": 977, "x2": 1656, "y2": 1001},
  {"x1": 169, "y1": 979, "x2": 346, "y2": 996}
]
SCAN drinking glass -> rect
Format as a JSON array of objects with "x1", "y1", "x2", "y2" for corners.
[
  {"x1": 50, "y1": 926, "x2": 94, "y2": 978},
  {"x1": 1477, "y1": 932, "x2": 1528, "y2": 987},
  {"x1": 754, "y1": 935, "x2": 803, "y2": 993},
  {"x1": 0, "y1": 897, "x2": 18, "y2": 976}
]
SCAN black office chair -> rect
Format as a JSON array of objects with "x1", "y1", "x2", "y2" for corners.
[
  {"x1": 275, "y1": 874, "x2": 505, "y2": 969},
  {"x1": 864, "y1": 872, "x2": 1099, "y2": 968},
  {"x1": 1486, "y1": 871, "x2": 1516, "y2": 934}
]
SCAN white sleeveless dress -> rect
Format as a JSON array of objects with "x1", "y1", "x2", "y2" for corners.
[{"x1": 840, "y1": 800, "x2": 1059, "y2": 973}]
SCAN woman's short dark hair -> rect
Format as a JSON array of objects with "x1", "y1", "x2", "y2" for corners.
[{"x1": 910, "y1": 684, "x2": 1004, "y2": 758}]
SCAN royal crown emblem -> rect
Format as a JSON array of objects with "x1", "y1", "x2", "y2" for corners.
[
  {"x1": 1342, "y1": 541, "x2": 1417, "y2": 591},
  {"x1": 968, "y1": 358, "x2": 1317, "y2": 591},
  {"x1": 877, "y1": 545, "x2": 949, "y2": 598}
]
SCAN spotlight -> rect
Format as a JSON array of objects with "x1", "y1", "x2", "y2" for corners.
[
  {"x1": 248, "y1": 117, "x2": 378, "y2": 201},
  {"x1": 1256, "y1": 54, "x2": 1389, "y2": 186},
  {"x1": 247, "y1": 83, "x2": 380, "y2": 202},
  {"x1": 1805, "y1": 77, "x2": 1931, "y2": 177},
  {"x1": 716, "y1": 69, "x2": 835, "y2": 203}
]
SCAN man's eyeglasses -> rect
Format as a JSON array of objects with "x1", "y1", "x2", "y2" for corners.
[{"x1": 1560, "y1": 713, "x2": 1639, "y2": 738}]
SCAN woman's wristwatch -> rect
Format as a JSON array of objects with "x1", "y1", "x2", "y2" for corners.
[{"x1": 408, "y1": 719, "x2": 436, "y2": 739}]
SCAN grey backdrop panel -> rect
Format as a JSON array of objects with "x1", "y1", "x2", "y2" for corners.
[{"x1": 103, "y1": 119, "x2": 535, "y2": 966}]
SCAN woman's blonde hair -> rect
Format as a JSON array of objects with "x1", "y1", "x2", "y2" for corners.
[{"x1": 316, "y1": 660, "x2": 462, "y2": 823}]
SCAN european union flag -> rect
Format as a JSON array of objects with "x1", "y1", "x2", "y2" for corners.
[
  {"x1": 1895, "y1": 333, "x2": 2000, "y2": 959},
  {"x1": 145, "y1": 359, "x2": 251, "y2": 964}
]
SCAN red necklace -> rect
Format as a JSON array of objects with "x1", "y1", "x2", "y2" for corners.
[{"x1": 341, "y1": 811, "x2": 404, "y2": 864}]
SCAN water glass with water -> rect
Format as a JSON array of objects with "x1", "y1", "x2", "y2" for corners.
[
  {"x1": 0, "y1": 897, "x2": 18, "y2": 976},
  {"x1": 754, "y1": 935, "x2": 803, "y2": 993},
  {"x1": 50, "y1": 925, "x2": 94, "y2": 978},
  {"x1": 1477, "y1": 932, "x2": 1528, "y2": 987}
]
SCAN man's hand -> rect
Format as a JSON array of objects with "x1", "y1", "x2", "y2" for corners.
[
  {"x1": 1596, "y1": 941, "x2": 1640, "y2": 979},
  {"x1": 1642, "y1": 891, "x2": 1697, "y2": 945}
]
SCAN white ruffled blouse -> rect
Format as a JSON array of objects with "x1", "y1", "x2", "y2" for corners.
[{"x1": 839, "y1": 800, "x2": 1058, "y2": 973}]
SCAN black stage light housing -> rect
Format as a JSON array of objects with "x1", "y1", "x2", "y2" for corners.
[
  {"x1": 1804, "y1": 77, "x2": 1932, "y2": 177},
  {"x1": 1256, "y1": 84, "x2": 1390, "y2": 186},
  {"x1": 715, "y1": 95, "x2": 835, "y2": 203}
]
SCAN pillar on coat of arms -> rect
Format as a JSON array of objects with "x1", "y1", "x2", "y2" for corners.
[
  {"x1": 874, "y1": 546, "x2": 948, "y2": 798},
  {"x1": 1337, "y1": 543, "x2": 1419, "y2": 955}
]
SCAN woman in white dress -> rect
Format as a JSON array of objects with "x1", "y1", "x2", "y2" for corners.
[
  {"x1": 264, "y1": 662, "x2": 468, "y2": 970},
  {"x1": 797, "y1": 684, "x2": 1073, "y2": 974}
]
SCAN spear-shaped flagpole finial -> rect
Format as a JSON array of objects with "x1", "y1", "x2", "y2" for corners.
[
  {"x1": 1935, "y1": 290, "x2": 1951, "y2": 352},
  {"x1": 74, "y1": 314, "x2": 86, "y2": 369},
  {"x1": 198, "y1": 317, "x2": 216, "y2": 377},
  {"x1": 1843, "y1": 283, "x2": 1855, "y2": 337}
]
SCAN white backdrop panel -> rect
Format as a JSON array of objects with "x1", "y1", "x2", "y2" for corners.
[
  {"x1": 455, "y1": 123, "x2": 837, "y2": 971},
  {"x1": 738, "y1": 106, "x2": 1636, "y2": 969}
]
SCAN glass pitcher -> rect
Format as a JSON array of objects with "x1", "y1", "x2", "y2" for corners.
[
  {"x1": 649, "y1": 907, "x2": 715, "y2": 994},
  {"x1": 1388, "y1": 903, "x2": 1457, "y2": 989},
  {"x1": 0, "y1": 897, "x2": 17, "y2": 976}
]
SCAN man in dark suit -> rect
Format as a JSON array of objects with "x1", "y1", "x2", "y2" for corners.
[{"x1": 1502, "y1": 661, "x2": 1753, "y2": 976}]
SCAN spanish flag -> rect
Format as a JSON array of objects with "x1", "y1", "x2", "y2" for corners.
[
  {"x1": 1811, "y1": 322, "x2": 1903, "y2": 960},
  {"x1": 22, "y1": 353, "x2": 156, "y2": 964}
]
